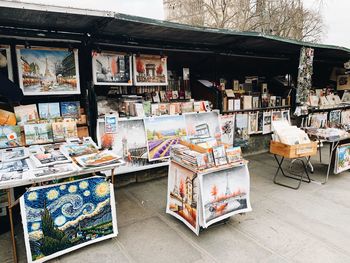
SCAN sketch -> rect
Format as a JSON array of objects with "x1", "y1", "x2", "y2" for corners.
[
  {"x1": 20, "y1": 177, "x2": 118, "y2": 263},
  {"x1": 133, "y1": 54, "x2": 168, "y2": 86},
  {"x1": 17, "y1": 47, "x2": 80, "y2": 95}
]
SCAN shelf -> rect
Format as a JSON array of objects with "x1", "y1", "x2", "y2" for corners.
[
  {"x1": 308, "y1": 104, "x2": 350, "y2": 112},
  {"x1": 222, "y1": 105, "x2": 291, "y2": 114}
]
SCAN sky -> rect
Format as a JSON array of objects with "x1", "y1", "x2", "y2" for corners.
[{"x1": 16, "y1": 0, "x2": 350, "y2": 48}]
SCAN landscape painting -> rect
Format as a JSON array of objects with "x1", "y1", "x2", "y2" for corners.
[
  {"x1": 335, "y1": 144, "x2": 350, "y2": 174},
  {"x1": 92, "y1": 51, "x2": 132, "y2": 85},
  {"x1": 17, "y1": 47, "x2": 80, "y2": 95},
  {"x1": 144, "y1": 115, "x2": 187, "y2": 161},
  {"x1": 166, "y1": 162, "x2": 199, "y2": 235},
  {"x1": 0, "y1": 125, "x2": 22, "y2": 148},
  {"x1": 20, "y1": 176, "x2": 118, "y2": 263},
  {"x1": 133, "y1": 54, "x2": 168, "y2": 86},
  {"x1": 199, "y1": 165, "x2": 251, "y2": 228},
  {"x1": 184, "y1": 112, "x2": 222, "y2": 141},
  {"x1": 24, "y1": 123, "x2": 54, "y2": 145}
]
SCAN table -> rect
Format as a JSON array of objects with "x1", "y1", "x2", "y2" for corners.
[{"x1": 1, "y1": 160, "x2": 124, "y2": 263}]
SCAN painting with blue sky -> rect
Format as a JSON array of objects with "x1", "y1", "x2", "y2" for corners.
[
  {"x1": 20, "y1": 176, "x2": 118, "y2": 263},
  {"x1": 38, "y1": 103, "x2": 61, "y2": 120}
]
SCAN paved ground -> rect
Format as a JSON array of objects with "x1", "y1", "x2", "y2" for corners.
[{"x1": 2, "y1": 149, "x2": 350, "y2": 263}]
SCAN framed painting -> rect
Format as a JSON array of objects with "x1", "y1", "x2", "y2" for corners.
[
  {"x1": 166, "y1": 162, "x2": 199, "y2": 235},
  {"x1": 133, "y1": 54, "x2": 168, "y2": 86},
  {"x1": 199, "y1": 164, "x2": 252, "y2": 228},
  {"x1": 92, "y1": 51, "x2": 132, "y2": 85},
  {"x1": 144, "y1": 115, "x2": 187, "y2": 161},
  {"x1": 16, "y1": 46, "x2": 80, "y2": 96},
  {"x1": 20, "y1": 176, "x2": 118, "y2": 263},
  {"x1": 0, "y1": 45, "x2": 13, "y2": 81}
]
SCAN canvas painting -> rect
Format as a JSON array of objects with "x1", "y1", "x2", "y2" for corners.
[
  {"x1": 92, "y1": 51, "x2": 132, "y2": 85},
  {"x1": 17, "y1": 47, "x2": 80, "y2": 95},
  {"x1": 20, "y1": 176, "x2": 118, "y2": 263},
  {"x1": 52, "y1": 122, "x2": 78, "y2": 142},
  {"x1": 38, "y1": 103, "x2": 61, "y2": 120},
  {"x1": 24, "y1": 123, "x2": 54, "y2": 145},
  {"x1": 0, "y1": 125, "x2": 22, "y2": 148},
  {"x1": 199, "y1": 164, "x2": 251, "y2": 228},
  {"x1": 0, "y1": 109, "x2": 17, "y2": 126},
  {"x1": 133, "y1": 54, "x2": 168, "y2": 86},
  {"x1": 262, "y1": 112, "x2": 272, "y2": 134},
  {"x1": 234, "y1": 113, "x2": 249, "y2": 147},
  {"x1": 334, "y1": 144, "x2": 350, "y2": 174},
  {"x1": 60, "y1": 101, "x2": 80, "y2": 119},
  {"x1": 184, "y1": 112, "x2": 222, "y2": 141},
  {"x1": 14, "y1": 104, "x2": 39, "y2": 125},
  {"x1": 0, "y1": 45, "x2": 13, "y2": 80},
  {"x1": 166, "y1": 162, "x2": 199, "y2": 235},
  {"x1": 220, "y1": 114, "x2": 235, "y2": 145},
  {"x1": 144, "y1": 115, "x2": 187, "y2": 161}
]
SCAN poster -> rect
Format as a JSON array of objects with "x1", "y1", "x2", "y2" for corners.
[
  {"x1": 262, "y1": 112, "x2": 272, "y2": 134},
  {"x1": 234, "y1": 113, "x2": 249, "y2": 147},
  {"x1": 133, "y1": 54, "x2": 168, "y2": 86},
  {"x1": 0, "y1": 125, "x2": 22, "y2": 148},
  {"x1": 144, "y1": 115, "x2": 187, "y2": 161},
  {"x1": 20, "y1": 177, "x2": 118, "y2": 263},
  {"x1": 184, "y1": 111, "x2": 222, "y2": 141},
  {"x1": 17, "y1": 47, "x2": 80, "y2": 95},
  {"x1": 220, "y1": 114, "x2": 235, "y2": 145},
  {"x1": 92, "y1": 51, "x2": 132, "y2": 85},
  {"x1": 0, "y1": 45, "x2": 13, "y2": 80},
  {"x1": 166, "y1": 162, "x2": 199, "y2": 235},
  {"x1": 199, "y1": 164, "x2": 251, "y2": 228},
  {"x1": 334, "y1": 144, "x2": 350, "y2": 174},
  {"x1": 24, "y1": 123, "x2": 54, "y2": 145}
]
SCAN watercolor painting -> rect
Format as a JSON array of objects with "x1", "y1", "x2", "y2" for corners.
[
  {"x1": 20, "y1": 177, "x2": 118, "y2": 263},
  {"x1": 144, "y1": 115, "x2": 187, "y2": 161},
  {"x1": 184, "y1": 112, "x2": 222, "y2": 141},
  {"x1": 17, "y1": 47, "x2": 80, "y2": 95},
  {"x1": 14, "y1": 104, "x2": 39, "y2": 125},
  {"x1": 133, "y1": 54, "x2": 168, "y2": 86},
  {"x1": 0, "y1": 125, "x2": 22, "y2": 148},
  {"x1": 335, "y1": 144, "x2": 350, "y2": 174},
  {"x1": 234, "y1": 113, "x2": 249, "y2": 147},
  {"x1": 52, "y1": 122, "x2": 78, "y2": 142},
  {"x1": 24, "y1": 123, "x2": 54, "y2": 145},
  {"x1": 60, "y1": 101, "x2": 80, "y2": 119},
  {"x1": 38, "y1": 103, "x2": 61, "y2": 120},
  {"x1": 0, "y1": 109, "x2": 16, "y2": 126},
  {"x1": 92, "y1": 51, "x2": 132, "y2": 85},
  {"x1": 220, "y1": 114, "x2": 235, "y2": 145},
  {"x1": 199, "y1": 165, "x2": 251, "y2": 228},
  {"x1": 166, "y1": 162, "x2": 199, "y2": 235}
]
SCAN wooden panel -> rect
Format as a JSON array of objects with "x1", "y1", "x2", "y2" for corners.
[{"x1": 270, "y1": 141, "x2": 317, "y2": 158}]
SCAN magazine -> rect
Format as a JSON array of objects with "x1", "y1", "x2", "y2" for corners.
[
  {"x1": 30, "y1": 150, "x2": 72, "y2": 168},
  {"x1": 75, "y1": 151, "x2": 120, "y2": 167}
]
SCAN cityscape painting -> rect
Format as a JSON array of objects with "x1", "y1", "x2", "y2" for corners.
[
  {"x1": 144, "y1": 115, "x2": 187, "y2": 161},
  {"x1": 184, "y1": 112, "x2": 222, "y2": 141},
  {"x1": 334, "y1": 144, "x2": 350, "y2": 174},
  {"x1": 24, "y1": 123, "x2": 54, "y2": 145},
  {"x1": 133, "y1": 54, "x2": 168, "y2": 86},
  {"x1": 92, "y1": 51, "x2": 132, "y2": 85},
  {"x1": 199, "y1": 165, "x2": 251, "y2": 228},
  {"x1": 16, "y1": 47, "x2": 80, "y2": 95},
  {"x1": 166, "y1": 162, "x2": 199, "y2": 235},
  {"x1": 20, "y1": 176, "x2": 118, "y2": 263}
]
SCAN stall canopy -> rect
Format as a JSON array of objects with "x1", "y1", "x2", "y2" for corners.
[{"x1": 0, "y1": 0, "x2": 349, "y2": 62}]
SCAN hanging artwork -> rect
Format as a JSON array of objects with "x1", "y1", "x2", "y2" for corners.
[
  {"x1": 296, "y1": 47, "x2": 314, "y2": 105},
  {"x1": 199, "y1": 164, "x2": 251, "y2": 228},
  {"x1": 133, "y1": 54, "x2": 168, "y2": 86},
  {"x1": 24, "y1": 123, "x2": 54, "y2": 145},
  {"x1": 219, "y1": 114, "x2": 235, "y2": 145},
  {"x1": 262, "y1": 112, "x2": 272, "y2": 134},
  {"x1": 20, "y1": 176, "x2": 118, "y2": 263},
  {"x1": 282, "y1": 110, "x2": 291, "y2": 124},
  {"x1": 92, "y1": 51, "x2": 132, "y2": 85},
  {"x1": 0, "y1": 45, "x2": 13, "y2": 81},
  {"x1": 0, "y1": 125, "x2": 22, "y2": 148},
  {"x1": 341, "y1": 110, "x2": 350, "y2": 125},
  {"x1": 38, "y1": 103, "x2": 61, "y2": 120},
  {"x1": 272, "y1": 111, "x2": 283, "y2": 122},
  {"x1": 166, "y1": 162, "x2": 199, "y2": 235},
  {"x1": 144, "y1": 115, "x2": 187, "y2": 161},
  {"x1": 184, "y1": 112, "x2": 222, "y2": 141},
  {"x1": 335, "y1": 144, "x2": 350, "y2": 174},
  {"x1": 16, "y1": 46, "x2": 80, "y2": 96},
  {"x1": 248, "y1": 112, "x2": 258, "y2": 134},
  {"x1": 257, "y1": 111, "x2": 263, "y2": 133},
  {"x1": 329, "y1": 110, "x2": 341, "y2": 128},
  {"x1": 234, "y1": 113, "x2": 249, "y2": 147}
]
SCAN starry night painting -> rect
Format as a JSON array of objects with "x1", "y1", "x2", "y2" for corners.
[{"x1": 20, "y1": 176, "x2": 118, "y2": 263}]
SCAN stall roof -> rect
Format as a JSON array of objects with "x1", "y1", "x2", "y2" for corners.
[{"x1": 0, "y1": 0, "x2": 349, "y2": 61}]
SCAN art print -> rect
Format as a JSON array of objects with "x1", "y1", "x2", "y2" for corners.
[
  {"x1": 1, "y1": 147, "x2": 28, "y2": 162},
  {"x1": 334, "y1": 144, "x2": 350, "y2": 174},
  {"x1": 234, "y1": 113, "x2": 249, "y2": 147},
  {"x1": 199, "y1": 165, "x2": 251, "y2": 228},
  {"x1": 104, "y1": 115, "x2": 118, "y2": 134},
  {"x1": 341, "y1": 110, "x2": 350, "y2": 125},
  {"x1": 52, "y1": 122, "x2": 78, "y2": 142},
  {"x1": 248, "y1": 112, "x2": 258, "y2": 134},
  {"x1": 75, "y1": 151, "x2": 120, "y2": 167},
  {"x1": 133, "y1": 54, "x2": 168, "y2": 86},
  {"x1": 24, "y1": 123, "x2": 54, "y2": 145},
  {"x1": 0, "y1": 109, "x2": 16, "y2": 126},
  {"x1": 17, "y1": 47, "x2": 80, "y2": 95},
  {"x1": 329, "y1": 110, "x2": 341, "y2": 127},
  {"x1": 14, "y1": 104, "x2": 39, "y2": 125},
  {"x1": 166, "y1": 162, "x2": 199, "y2": 235},
  {"x1": 220, "y1": 114, "x2": 235, "y2": 145},
  {"x1": 92, "y1": 51, "x2": 132, "y2": 85},
  {"x1": 0, "y1": 125, "x2": 22, "y2": 148},
  {"x1": 272, "y1": 111, "x2": 283, "y2": 122},
  {"x1": 38, "y1": 103, "x2": 61, "y2": 120},
  {"x1": 0, "y1": 45, "x2": 13, "y2": 80},
  {"x1": 262, "y1": 112, "x2": 272, "y2": 134},
  {"x1": 30, "y1": 150, "x2": 71, "y2": 168},
  {"x1": 184, "y1": 112, "x2": 222, "y2": 141},
  {"x1": 20, "y1": 177, "x2": 118, "y2": 263},
  {"x1": 282, "y1": 110, "x2": 290, "y2": 123},
  {"x1": 60, "y1": 101, "x2": 80, "y2": 119},
  {"x1": 144, "y1": 115, "x2": 187, "y2": 161}
]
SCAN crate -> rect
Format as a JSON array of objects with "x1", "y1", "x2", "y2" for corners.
[{"x1": 270, "y1": 141, "x2": 317, "y2": 159}]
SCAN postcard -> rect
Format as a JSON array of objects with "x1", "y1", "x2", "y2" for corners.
[
  {"x1": 105, "y1": 115, "x2": 118, "y2": 133},
  {"x1": 212, "y1": 145, "x2": 227, "y2": 166}
]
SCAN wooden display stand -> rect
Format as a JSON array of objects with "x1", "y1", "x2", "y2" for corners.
[{"x1": 270, "y1": 141, "x2": 317, "y2": 189}]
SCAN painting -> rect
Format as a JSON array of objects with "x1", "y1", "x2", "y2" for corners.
[
  {"x1": 0, "y1": 125, "x2": 22, "y2": 148},
  {"x1": 234, "y1": 113, "x2": 249, "y2": 147},
  {"x1": 38, "y1": 103, "x2": 61, "y2": 120},
  {"x1": 329, "y1": 110, "x2": 341, "y2": 127},
  {"x1": 133, "y1": 54, "x2": 168, "y2": 86},
  {"x1": 52, "y1": 122, "x2": 78, "y2": 142},
  {"x1": 20, "y1": 176, "x2": 118, "y2": 263},
  {"x1": 166, "y1": 162, "x2": 199, "y2": 235},
  {"x1": 92, "y1": 51, "x2": 132, "y2": 85},
  {"x1": 14, "y1": 104, "x2": 39, "y2": 125},
  {"x1": 220, "y1": 114, "x2": 235, "y2": 145},
  {"x1": 248, "y1": 112, "x2": 258, "y2": 134},
  {"x1": 24, "y1": 123, "x2": 54, "y2": 145},
  {"x1": 60, "y1": 101, "x2": 80, "y2": 119},
  {"x1": 1, "y1": 147, "x2": 28, "y2": 162},
  {"x1": 0, "y1": 159, "x2": 30, "y2": 189},
  {"x1": 17, "y1": 46, "x2": 80, "y2": 96},
  {"x1": 0, "y1": 45, "x2": 13, "y2": 81},
  {"x1": 0, "y1": 109, "x2": 16, "y2": 126},
  {"x1": 199, "y1": 164, "x2": 251, "y2": 228},
  {"x1": 184, "y1": 112, "x2": 222, "y2": 141},
  {"x1": 144, "y1": 115, "x2": 187, "y2": 161},
  {"x1": 262, "y1": 112, "x2": 272, "y2": 134},
  {"x1": 334, "y1": 144, "x2": 350, "y2": 174},
  {"x1": 272, "y1": 111, "x2": 283, "y2": 122},
  {"x1": 282, "y1": 110, "x2": 290, "y2": 123}
]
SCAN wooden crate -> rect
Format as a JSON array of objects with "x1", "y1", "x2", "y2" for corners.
[{"x1": 270, "y1": 141, "x2": 317, "y2": 159}]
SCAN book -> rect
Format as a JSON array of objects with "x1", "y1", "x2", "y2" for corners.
[
  {"x1": 276, "y1": 96, "x2": 281, "y2": 106},
  {"x1": 134, "y1": 103, "x2": 145, "y2": 117},
  {"x1": 269, "y1": 96, "x2": 276, "y2": 107},
  {"x1": 234, "y1": 99, "x2": 241, "y2": 110},
  {"x1": 152, "y1": 92, "x2": 160, "y2": 103},
  {"x1": 60, "y1": 101, "x2": 80, "y2": 119},
  {"x1": 172, "y1": 90, "x2": 179, "y2": 100},
  {"x1": 261, "y1": 94, "x2": 269, "y2": 108},
  {"x1": 151, "y1": 104, "x2": 159, "y2": 116},
  {"x1": 159, "y1": 90, "x2": 168, "y2": 102},
  {"x1": 252, "y1": 96, "x2": 260, "y2": 108},
  {"x1": 158, "y1": 103, "x2": 168, "y2": 115},
  {"x1": 30, "y1": 150, "x2": 72, "y2": 168},
  {"x1": 14, "y1": 104, "x2": 38, "y2": 125},
  {"x1": 143, "y1": 101, "x2": 151, "y2": 116}
]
